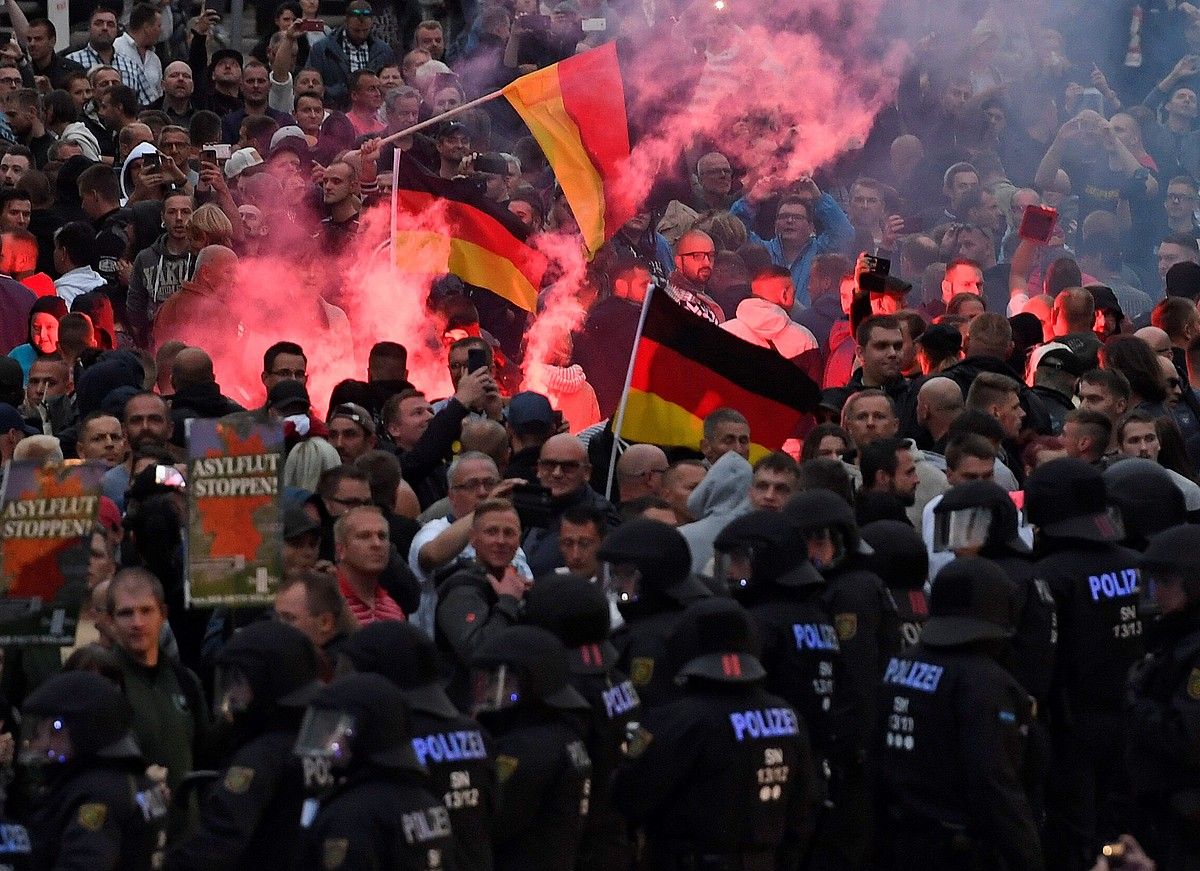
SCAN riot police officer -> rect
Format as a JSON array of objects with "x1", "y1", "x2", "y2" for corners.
[
  {"x1": 1025, "y1": 458, "x2": 1144, "y2": 870},
  {"x1": 1104, "y1": 458, "x2": 1187, "y2": 551},
  {"x1": 523, "y1": 572, "x2": 641, "y2": 871},
  {"x1": 713, "y1": 510, "x2": 841, "y2": 775},
  {"x1": 781, "y1": 489, "x2": 900, "y2": 870},
  {"x1": 612, "y1": 597, "x2": 819, "y2": 871},
  {"x1": 860, "y1": 520, "x2": 930, "y2": 651},
  {"x1": 21, "y1": 671, "x2": 168, "y2": 870},
  {"x1": 873, "y1": 557, "x2": 1044, "y2": 871},
  {"x1": 470, "y1": 625, "x2": 593, "y2": 871},
  {"x1": 340, "y1": 620, "x2": 496, "y2": 871},
  {"x1": 294, "y1": 672, "x2": 457, "y2": 871},
  {"x1": 932, "y1": 480, "x2": 1057, "y2": 708},
  {"x1": 1127, "y1": 524, "x2": 1200, "y2": 869},
  {"x1": 166, "y1": 621, "x2": 320, "y2": 871},
  {"x1": 598, "y1": 519, "x2": 712, "y2": 708}
]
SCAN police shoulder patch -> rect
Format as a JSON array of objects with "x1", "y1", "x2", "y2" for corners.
[
  {"x1": 323, "y1": 837, "x2": 349, "y2": 869},
  {"x1": 496, "y1": 754, "x2": 520, "y2": 783},
  {"x1": 77, "y1": 803, "x2": 107, "y2": 832},
  {"x1": 623, "y1": 724, "x2": 654, "y2": 759},
  {"x1": 630, "y1": 657, "x2": 654, "y2": 687},
  {"x1": 834, "y1": 613, "x2": 858, "y2": 641},
  {"x1": 1188, "y1": 668, "x2": 1200, "y2": 701},
  {"x1": 223, "y1": 766, "x2": 255, "y2": 794}
]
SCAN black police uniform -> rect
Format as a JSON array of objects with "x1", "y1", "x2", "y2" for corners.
[
  {"x1": 600, "y1": 520, "x2": 713, "y2": 709},
  {"x1": 861, "y1": 520, "x2": 931, "y2": 651},
  {"x1": 1026, "y1": 459, "x2": 1144, "y2": 870},
  {"x1": 873, "y1": 557, "x2": 1044, "y2": 871},
  {"x1": 612, "y1": 598, "x2": 819, "y2": 871},
  {"x1": 165, "y1": 621, "x2": 320, "y2": 871},
  {"x1": 22, "y1": 672, "x2": 168, "y2": 871},
  {"x1": 782, "y1": 490, "x2": 901, "y2": 871},
  {"x1": 523, "y1": 573, "x2": 643, "y2": 871},
  {"x1": 1126, "y1": 525, "x2": 1200, "y2": 870},
  {"x1": 296, "y1": 674, "x2": 459, "y2": 871},
  {"x1": 435, "y1": 561, "x2": 523, "y2": 712},
  {"x1": 341, "y1": 621, "x2": 497, "y2": 871},
  {"x1": 471, "y1": 626, "x2": 594, "y2": 871}
]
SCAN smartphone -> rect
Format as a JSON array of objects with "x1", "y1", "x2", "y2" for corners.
[
  {"x1": 1077, "y1": 87, "x2": 1105, "y2": 114},
  {"x1": 1019, "y1": 204, "x2": 1058, "y2": 244},
  {"x1": 298, "y1": 18, "x2": 325, "y2": 31},
  {"x1": 581, "y1": 17, "x2": 607, "y2": 31},
  {"x1": 466, "y1": 347, "x2": 489, "y2": 374},
  {"x1": 202, "y1": 143, "x2": 232, "y2": 161},
  {"x1": 860, "y1": 255, "x2": 891, "y2": 294},
  {"x1": 142, "y1": 152, "x2": 160, "y2": 170},
  {"x1": 511, "y1": 482, "x2": 553, "y2": 529},
  {"x1": 474, "y1": 153, "x2": 509, "y2": 175}
]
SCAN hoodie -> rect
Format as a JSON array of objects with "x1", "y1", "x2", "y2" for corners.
[
  {"x1": 120, "y1": 141, "x2": 159, "y2": 203},
  {"x1": 53, "y1": 266, "x2": 106, "y2": 304},
  {"x1": 679, "y1": 450, "x2": 753, "y2": 574},
  {"x1": 721, "y1": 297, "x2": 818, "y2": 359},
  {"x1": 127, "y1": 234, "x2": 195, "y2": 341}
]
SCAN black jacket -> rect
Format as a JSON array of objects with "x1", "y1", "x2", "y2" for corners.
[{"x1": 168, "y1": 382, "x2": 246, "y2": 447}]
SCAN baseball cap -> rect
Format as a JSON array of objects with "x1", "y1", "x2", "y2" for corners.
[
  {"x1": 224, "y1": 147, "x2": 264, "y2": 180},
  {"x1": 328, "y1": 402, "x2": 375, "y2": 436},
  {"x1": 268, "y1": 379, "x2": 310, "y2": 414},
  {"x1": 1030, "y1": 342, "x2": 1085, "y2": 377},
  {"x1": 209, "y1": 48, "x2": 243, "y2": 69},
  {"x1": 283, "y1": 504, "x2": 321, "y2": 541},
  {"x1": 916, "y1": 322, "x2": 962, "y2": 359},
  {"x1": 0, "y1": 403, "x2": 37, "y2": 436},
  {"x1": 435, "y1": 120, "x2": 470, "y2": 141},
  {"x1": 921, "y1": 557, "x2": 1017, "y2": 647},
  {"x1": 268, "y1": 126, "x2": 311, "y2": 163},
  {"x1": 507, "y1": 391, "x2": 554, "y2": 434}
]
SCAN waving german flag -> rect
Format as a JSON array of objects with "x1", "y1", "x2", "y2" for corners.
[
  {"x1": 392, "y1": 152, "x2": 547, "y2": 312},
  {"x1": 503, "y1": 43, "x2": 635, "y2": 257},
  {"x1": 619, "y1": 291, "x2": 821, "y2": 460}
]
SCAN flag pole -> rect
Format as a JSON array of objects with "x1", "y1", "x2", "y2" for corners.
[
  {"x1": 605, "y1": 284, "x2": 655, "y2": 501},
  {"x1": 376, "y1": 88, "x2": 508, "y2": 148}
]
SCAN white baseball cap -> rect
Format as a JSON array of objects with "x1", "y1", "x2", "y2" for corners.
[{"x1": 224, "y1": 147, "x2": 264, "y2": 180}]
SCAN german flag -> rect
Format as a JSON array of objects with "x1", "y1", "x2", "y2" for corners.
[
  {"x1": 392, "y1": 152, "x2": 547, "y2": 312},
  {"x1": 619, "y1": 291, "x2": 821, "y2": 460},
  {"x1": 503, "y1": 43, "x2": 635, "y2": 257}
]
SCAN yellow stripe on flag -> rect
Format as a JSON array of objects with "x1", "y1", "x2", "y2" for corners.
[
  {"x1": 621, "y1": 389, "x2": 773, "y2": 463},
  {"x1": 394, "y1": 231, "x2": 539, "y2": 312}
]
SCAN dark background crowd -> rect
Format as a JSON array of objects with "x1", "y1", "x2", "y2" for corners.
[{"x1": 3, "y1": 0, "x2": 1200, "y2": 867}]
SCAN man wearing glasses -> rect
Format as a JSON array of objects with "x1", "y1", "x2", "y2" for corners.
[
  {"x1": 665, "y1": 229, "x2": 725, "y2": 324},
  {"x1": 691, "y1": 151, "x2": 739, "y2": 211}
]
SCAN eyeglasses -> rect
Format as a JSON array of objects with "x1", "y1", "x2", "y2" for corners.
[
  {"x1": 451, "y1": 477, "x2": 500, "y2": 492},
  {"x1": 679, "y1": 251, "x2": 715, "y2": 261},
  {"x1": 347, "y1": 8, "x2": 374, "y2": 15},
  {"x1": 270, "y1": 368, "x2": 307, "y2": 379},
  {"x1": 538, "y1": 459, "x2": 583, "y2": 474},
  {"x1": 1168, "y1": 193, "x2": 1197, "y2": 203}
]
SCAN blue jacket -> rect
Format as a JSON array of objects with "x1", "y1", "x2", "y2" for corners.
[
  {"x1": 305, "y1": 26, "x2": 395, "y2": 108},
  {"x1": 731, "y1": 192, "x2": 853, "y2": 307}
]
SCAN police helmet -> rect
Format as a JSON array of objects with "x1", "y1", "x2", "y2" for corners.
[
  {"x1": 523, "y1": 573, "x2": 617, "y2": 673},
  {"x1": 21, "y1": 672, "x2": 139, "y2": 767},
  {"x1": 1141, "y1": 524, "x2": 1200, "y2": 607},
  {"x1": 294, "y1": 673, "x2": 421, "y2": 773},
  {"x1": 713, "y1": 510, "x2": 822, "y2": 595},
  {"x1": 922, "y1": 557, "x2": 1019, "y2": 647},
  {"x1": 340, "y1": 621, "x2": 460, "y2": 719},
  {"x1": 1105, "y1": 458, "x2": 1187, "y2": 550},
  {"x1": 669, "y1": 598, "x2": 766, "y2": 685},
  {"x1": 933, "y1": 480, "x2": 1030, "y2": 557},
  {"x1": 214, "y1": 621, "x2": 321, "y2": 724},
  {"x1": 597, "y1": 519, "x2": 708, "y2": 605},
  {"x1": 1025, "y1": 458, "x2": 1122, "y2": 542},
  {"x1": 860, "y1": 520, "x2": 929, "y2": 589},
  {"x1": 781, "y1": 489, "x2": 872, "y2": 571},
  {"x1": 470, "y1": 626, "x2": 590, "y2": 715}
]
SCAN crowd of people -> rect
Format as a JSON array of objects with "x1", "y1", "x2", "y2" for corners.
[{"x1": 5, "y1": 0, "x2": 1200, "y2": 867}]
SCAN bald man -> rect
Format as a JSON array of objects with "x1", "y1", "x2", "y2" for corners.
[
  {"x1": 694, "y1": 152, "x2": 736, "y2": 210},
  {"x1": 1135, "y1": 326, "x2": 1173, "y2": 359},
  {"x1": 916, "y1": 376, "x2": 965, "y2": 447},
  {"x1": 666, "y1": 229, "x2": 725, "y2": 324},
  {"x1": 158, "y1": 60, "x2": 195, "y2": 122},
  {"x1": 523, "y1": 433, "x2": 618, "y2": 576},
  {"x1": 168, "y1": 346, "x2": 245, "y2": 446},
  {"x1": 151, "y1": 245, "x2": 241, "y2": 350},
  {"x1": 616, "y1": 443, "x2": 670, "y2": 503}
]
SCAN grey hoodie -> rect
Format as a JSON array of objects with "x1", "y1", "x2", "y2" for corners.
[
  {"x1": 679, "y1": 450, "x2": 753, "y2": 574},
  {"x1": 126, "y1": 234, "x2": 194, "y2": 341}
]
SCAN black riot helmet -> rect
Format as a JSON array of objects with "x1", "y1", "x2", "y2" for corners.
[
  {"x1": 1105, "y1": 458, "x2": 1187, "y2": 551},
  {"x1": 597, "y1": 518, "x2": 709, "y2": 607},
  {"x1": 214, "y1": 621, "x2": 321, "y2": 726},
  {"x1": 294, "y1": 673, "x2": 422, "y2": 774},
  {"x1": 932, "y1": 480, "x2": 1030, "y2": 558},
  {"x1": 860, "y1": 520, "x2": 928, "y2": 590},
  {"x1": 922, "y1": 557, "x2": 1019, "y2": 648},
  {"x1": 668, "y1": 598, "x2": 766, "y2": 685},
  {"x1": 469, "y1": 626, "x2": 591, "y2": 717},
  {"x1": 340, "y1": 621, "x2": 460, "y2": 719},
  {"x1": 1140, "y1": 524, "x2": 1200, "y2": 612},
  {"x1": 1025, "y1": 458, "x2": 1122, "y2": 543},
  {"x1": 713, "y1": 510, "x2": 822, "y2": 598},
  {"x1": 21, "y1": 672, "x2": 139, "y2": 768},
  {"x1": 523, "y1": 573, "x2": 618, "y2": 674},
  {"x1": 781, "y1": 488, "x2": 872, "y2": 572}
]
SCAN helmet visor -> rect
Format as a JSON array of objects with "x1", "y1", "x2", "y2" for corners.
[
  {"x1": 805, "y1": 527, "x2": 846, "y2": 569},
  {"x1": 294, "y1": 707, "x2": 357, "y2": 768},
  {"x1": 19, "y1": 715, "x2": 75, "y2": 767},
  {"x1": 601, "y1": 562, "x2": 642, "y2": 605},
  {"x1": 213, "y1": 664, "x2": 255, "y2": 723},
  {"x1": 470, "y1": 664, "x2": 522, "y2": 715},
  {"x1": 715, "y1": 544, "x2": 755, "y2": 594},
  {"x1": 933, "y1": 507, "x2": 993, "y2": 554}
]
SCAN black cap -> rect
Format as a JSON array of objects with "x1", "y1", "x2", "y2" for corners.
[
  {"x1": 436, "y1": 121, "x2": 470, "y2": 141},
  {"x1": 283, "y1": 504, "x2": 321, "y2": 540},
  {"x1": 1086, "y1": 284, "x2": 1123, "y2": 317},
  {"x1": 915, "y1": 323, "x2": 962, "y2": 359},
  {"x1": 268, "y1": 379, "x2": 310, "y2": 413},
  {"x1": 1035, "y1": 346, "x2": 1086, "y2": 377},
  {"x1": 670, "y1": 598, "x2": 766, "y2": 684},
  {"x1": 209, "y1": 48, "x2": 244, "y2": 69},
  {"x1": 0, "y1": 402, "x2": 37, "y2": 436},
  {"x1": 1025, "y1": 457, "x2": 1122, "y2": 542},
  {"x1": 922, "y1": 557, "x2": 1018, "y2": 647},
  {"x1": 340, "y1": 621, "x2": 460, "y2": 719}
]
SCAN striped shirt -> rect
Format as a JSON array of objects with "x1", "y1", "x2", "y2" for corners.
[
  {"x1": 64, "y1": 45, "x2": 152, "y2": 106},
  {"x1": 338, "y1": 572, "x2": 406, "y2": 625}
]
